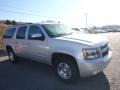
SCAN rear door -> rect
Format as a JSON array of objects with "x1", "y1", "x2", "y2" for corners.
[{"x1": 14, "y1": 25, "x2": 28, "y2": 57}]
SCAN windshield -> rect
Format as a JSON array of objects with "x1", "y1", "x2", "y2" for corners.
[{"x1": 42, "y1": 24, "x2": 73, "y2": 38}]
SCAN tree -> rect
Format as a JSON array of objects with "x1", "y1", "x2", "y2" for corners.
[
  {"x1": 5, "y1": 20, "x2": 11, "y2": 25},
  {"x1": 12, "y1": 20, "x2": 17, "y2": 25}
]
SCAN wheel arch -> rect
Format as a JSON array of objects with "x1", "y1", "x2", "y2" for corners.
[{"x1": 51, "y1": 52, "x2": 79, "y2": 72}]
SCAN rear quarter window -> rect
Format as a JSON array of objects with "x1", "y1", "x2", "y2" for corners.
[{"x1": 3, "y1": 28, "x2": 16, "y2": 38}]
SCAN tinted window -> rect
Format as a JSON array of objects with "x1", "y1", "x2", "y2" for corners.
[
  {"x1": 16, "y1": 26, "x2": 27, "y2": 39},
  {"x1": 28, "y1": 25, "x2": 45, "y2": 40},
  {"x1": 3, "y1": 28, "x2": 16, "y2": 38}
]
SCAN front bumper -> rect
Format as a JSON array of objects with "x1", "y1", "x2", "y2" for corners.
[{"x1": 77, "y1": 50, "x2": 112, "y2": 77}]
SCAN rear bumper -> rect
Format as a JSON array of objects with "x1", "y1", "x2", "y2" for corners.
[{"x1": 77, "y1": 50, "x2": 112, "y2": 77}]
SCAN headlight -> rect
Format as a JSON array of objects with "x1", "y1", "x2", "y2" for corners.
[{"x1": 82, "y1": 48, "x2": 101, "y2": 60}]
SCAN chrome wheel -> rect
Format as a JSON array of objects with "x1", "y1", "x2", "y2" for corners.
[
  {"x1": 9, "y1": 51, "x2": 15, "y2": 62},
  {"x1": 57, "y1": 62, "x2": 72, "y2": 80}
]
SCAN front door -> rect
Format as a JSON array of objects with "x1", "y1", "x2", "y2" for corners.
[{"x1": 26, "y1": 25, "x2": 50, "y2": 63}]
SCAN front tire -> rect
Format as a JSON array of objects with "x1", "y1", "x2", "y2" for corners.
[{"x1": 55, "y1": 56, "x2": 79, "y2": 82}]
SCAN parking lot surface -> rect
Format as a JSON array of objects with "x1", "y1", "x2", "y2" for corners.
[{"x1": 0, "y1": 32, "x2": 120, "y2": 90}]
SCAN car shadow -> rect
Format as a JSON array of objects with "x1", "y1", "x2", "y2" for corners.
[{"x1": 0, "y1": 55, "x2": 110, "y2": 90}]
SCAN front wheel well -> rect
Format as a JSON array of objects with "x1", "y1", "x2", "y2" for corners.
[
  {"x1": 52, "y1": 53, "x2": 79, "y2": 69},
  {"x1": 52, "y1": 53, "x2": 80, "y2": 79}
]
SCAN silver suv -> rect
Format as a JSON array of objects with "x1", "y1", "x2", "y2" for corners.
[{"x1": 3, "y1": 23, "x2": 112, "y2": 82}]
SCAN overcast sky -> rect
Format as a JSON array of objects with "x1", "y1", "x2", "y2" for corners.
[{"x1": 0, "y1": 0, "x2": 119, "y2": 27}]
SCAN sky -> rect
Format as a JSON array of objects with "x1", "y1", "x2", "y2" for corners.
[{"x1": 0, "y1": 0, "x2": 120, "y2": 27}]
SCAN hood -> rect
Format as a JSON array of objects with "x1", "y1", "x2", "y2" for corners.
[{"x1": 56, "y1": 33, "x2": 108, "y2": 46}]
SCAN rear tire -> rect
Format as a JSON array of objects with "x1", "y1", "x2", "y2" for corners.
[
  {"x1": 54, "y1": 56, "x2": 79, "y2": 82},
  {"x1": 7, "y1": 49, "x2": 17, "y2": 63}
]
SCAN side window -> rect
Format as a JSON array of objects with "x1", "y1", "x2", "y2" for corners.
[
  {"x1": 16, "y1": 26, "x2": 27, "y2": 39},
  {"x1": 3, "y1": 28, "x2": 16, "y2": 38},
  {"x1": 28, "y1": 25, "x2": 45, "y2": 40}
]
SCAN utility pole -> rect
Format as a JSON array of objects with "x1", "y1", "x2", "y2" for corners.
[{"x1": 85, "y1": 13, "x2": 88, "y2": 28}]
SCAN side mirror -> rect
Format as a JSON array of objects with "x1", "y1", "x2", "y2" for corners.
[{"x1": 30, "y1": 33, "x2": 43, "y2": 40}]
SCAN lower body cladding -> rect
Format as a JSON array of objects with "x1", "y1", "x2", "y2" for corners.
[{"x1": 77, "y1": 51, "x2": 112, "y2": 77}]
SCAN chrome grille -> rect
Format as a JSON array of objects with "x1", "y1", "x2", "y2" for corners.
[{"x1": 101, "y1": 43, "x2": 109, "y2": 57}]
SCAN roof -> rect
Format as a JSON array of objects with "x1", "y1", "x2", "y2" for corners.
[{"x1": 7, "y1": 22, "x2": 61, "y2": 28}]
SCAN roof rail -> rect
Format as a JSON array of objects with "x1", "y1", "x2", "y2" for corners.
[{"x1": 40, "y1": 20, "x2": 61, "y2": 24}]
